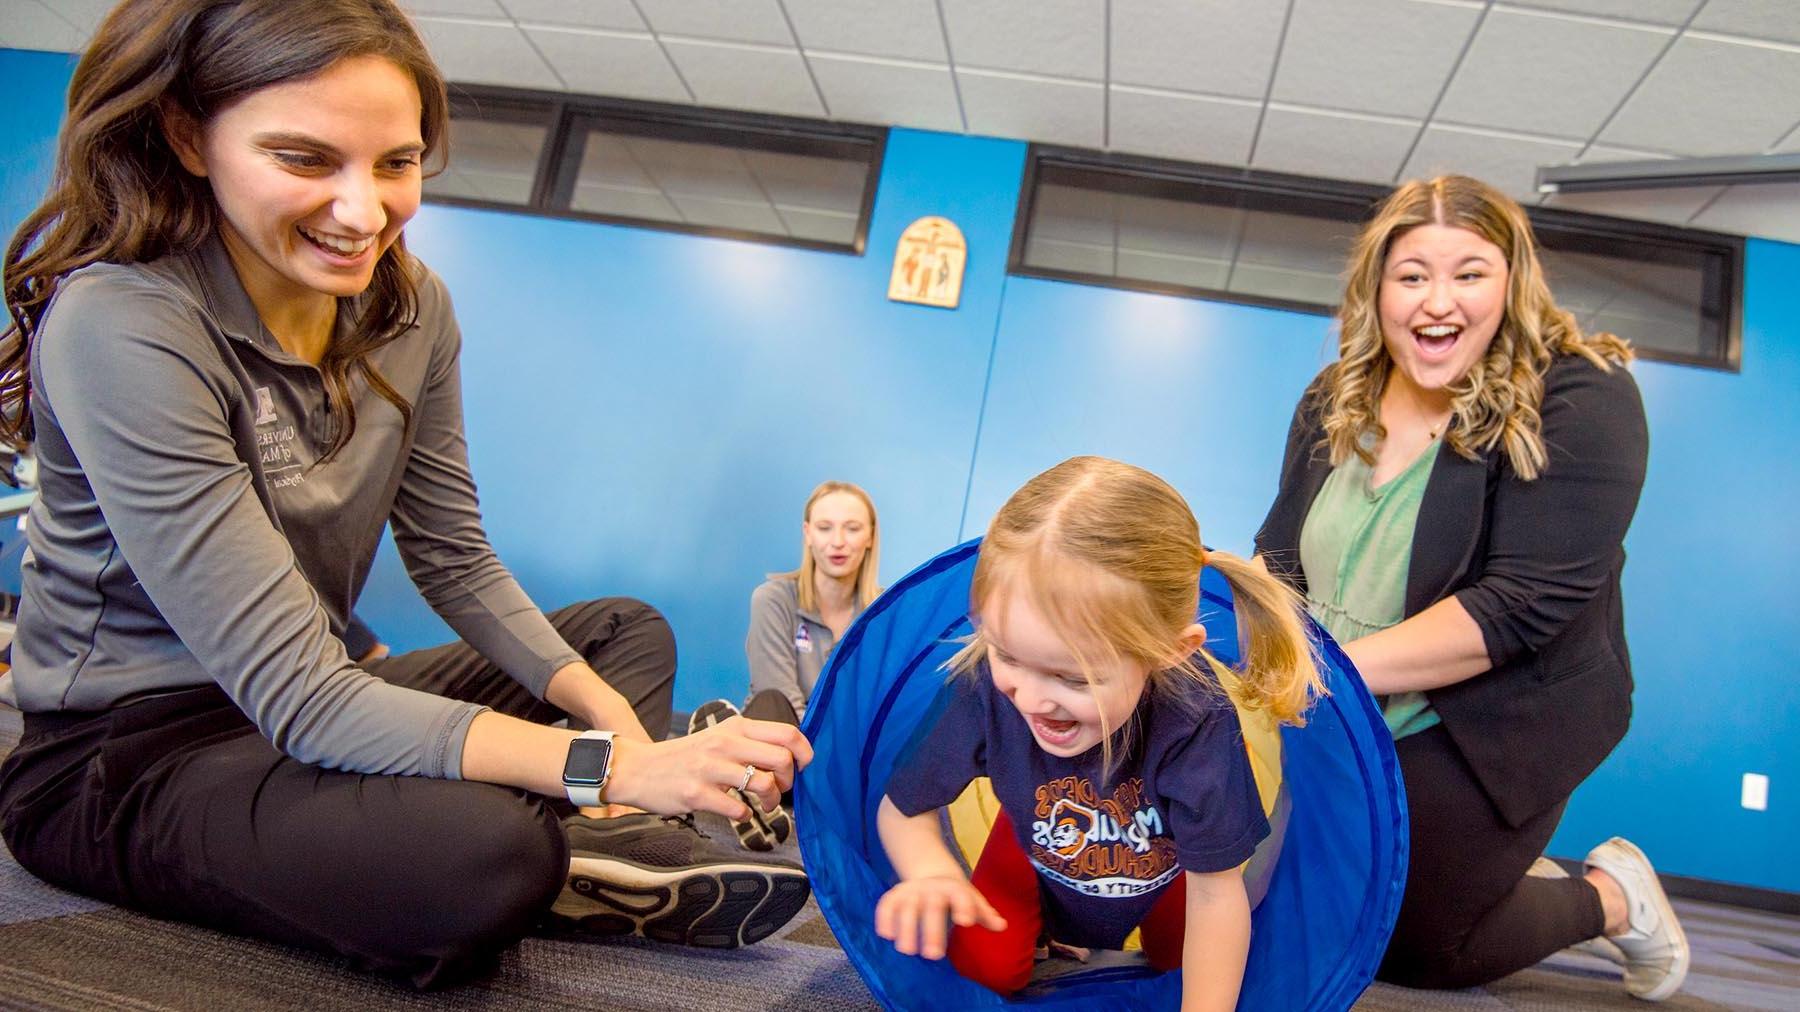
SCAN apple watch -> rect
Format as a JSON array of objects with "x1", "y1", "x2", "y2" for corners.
[{"x1": 561, "y1": 730, "x2": 616, "y2": 807}]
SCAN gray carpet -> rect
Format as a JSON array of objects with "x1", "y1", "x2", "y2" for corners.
[{"x1": 0, "y1": 706, "x2": 1793, "y2": 1010}]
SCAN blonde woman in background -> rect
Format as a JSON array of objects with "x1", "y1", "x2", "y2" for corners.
[
  {"x1": 692, "y1": 480, "x2": 881, "y2": 849},
  {"x1": 1256, "y1": 175, "x2": 1680, "y2": 1000}
]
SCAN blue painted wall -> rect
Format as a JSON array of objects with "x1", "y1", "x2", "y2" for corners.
[{"x1": 1, "y1": 47, "x2": 1791, "y2": 892}]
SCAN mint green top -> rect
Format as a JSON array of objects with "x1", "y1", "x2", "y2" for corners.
[{"x1": 1300, "y1": 439, "x2": 1441, "y2": 739}]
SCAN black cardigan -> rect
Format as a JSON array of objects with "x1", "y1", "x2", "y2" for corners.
[{"x1": 1255, "y1": 355, "x2": 1649, "y2": 827}]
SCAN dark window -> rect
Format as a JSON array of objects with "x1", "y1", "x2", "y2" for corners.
[
  {"x1": 1012, "y1": 147, "x2": 1741, "y2": 370},
  {"x1": 426, "y1": 85, "x2": 884, "y2": 255}
]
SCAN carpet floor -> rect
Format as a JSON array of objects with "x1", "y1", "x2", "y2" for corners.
[{"x1": 1, "y1": 706, "x2": 1792, "y2": 1010}]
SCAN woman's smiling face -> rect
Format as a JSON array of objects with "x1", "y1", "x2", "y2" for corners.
[{"x1": 1377, "y1": 223, "x2": 1509, "y2": 402}]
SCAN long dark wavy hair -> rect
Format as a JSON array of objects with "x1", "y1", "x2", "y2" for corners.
[{"x1": 0, "y1": 0, "x2": 450, "y2": 455}]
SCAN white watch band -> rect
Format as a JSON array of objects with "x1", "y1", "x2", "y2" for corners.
[{"x1": 564, "y1": 729, "x2": 615, "y2": 807}]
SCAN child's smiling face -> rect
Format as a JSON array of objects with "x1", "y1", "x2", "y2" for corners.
[{"x1": 981, "y1": 586, "x2": 1152, "y2": 759}]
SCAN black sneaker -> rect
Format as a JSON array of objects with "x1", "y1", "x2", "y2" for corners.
[
  {"x1": 686, "y1": 698, "x2": 794, "y2": 852},
  {"x1": 552, "y1": 813, "x2": 809, "y2": 948}
]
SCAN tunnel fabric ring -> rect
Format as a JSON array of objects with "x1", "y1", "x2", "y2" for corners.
[{"x1": 739, "y1": 764, "x2": 759, "y2": 793}]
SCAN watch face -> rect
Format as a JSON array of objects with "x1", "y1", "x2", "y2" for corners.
[{"x1": 564, "y1": 738, "x2": 612, "y2": 786}]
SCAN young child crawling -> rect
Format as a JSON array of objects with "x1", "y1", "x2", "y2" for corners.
[{"x1": 875, "y1": 457, "x2": 1322, "y2": 1010}]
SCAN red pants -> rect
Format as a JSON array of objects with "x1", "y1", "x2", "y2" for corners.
[{"x1": 948, "y1": 809, "x2": 1187, "y2": 994}]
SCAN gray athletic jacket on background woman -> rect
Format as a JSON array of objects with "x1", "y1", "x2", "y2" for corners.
[
  {"x1": 745, "y1": 577, "x2": 866, "y2": 720},
  {"x1": 0, "y1": 236, "x2": 581, "y2": 778}
]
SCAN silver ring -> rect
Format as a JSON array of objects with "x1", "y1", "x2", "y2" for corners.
[{"x1": 738, "y1": 763, "x2": 759, "y2": 793}]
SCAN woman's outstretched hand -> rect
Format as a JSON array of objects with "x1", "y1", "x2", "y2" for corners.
[{"x1": 605, "y1": 714, "x2": 812, "y2": 819}]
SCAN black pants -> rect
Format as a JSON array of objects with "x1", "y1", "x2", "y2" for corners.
[
  {"x1": 741, "y1": 687, "x2": 800, "y2": 726},
  {"x1": 0, "y1": 598, "x2": 675, "y2": 988},
  {"x1": 1377, "y1": 724, "x2": 1607, "y2": 989}
]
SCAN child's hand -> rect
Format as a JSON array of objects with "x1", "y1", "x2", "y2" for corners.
[{"x1": 875, "y1": 876, "x2": 1008, "y2": 959}]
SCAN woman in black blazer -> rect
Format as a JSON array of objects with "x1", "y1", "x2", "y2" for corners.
[{"x1": 1256, "y1": 175, "x2": 1682, "y2": 1000}]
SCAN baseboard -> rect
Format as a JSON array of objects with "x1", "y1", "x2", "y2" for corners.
[{"x1": 1546, "y1": 856, "x2": 1798, "y2": 915}]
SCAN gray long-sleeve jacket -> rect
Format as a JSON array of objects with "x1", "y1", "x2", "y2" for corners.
[
  {"x1": 745, "y1": 577, "x2": 867, "y2": 719},
  {"x1": 0, "y1": 237, "x2": 581, "y2": 778}
]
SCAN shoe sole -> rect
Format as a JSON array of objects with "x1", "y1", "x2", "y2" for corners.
[
  {"x1": 554, "y1": 854, "x2": 810, "y2": 948},
  {"x1": 1591, "y1": 839, "x2": 1689, "y2": 1002},
  {"x1": 686, "y1": 699, "x2": 739, "y2": 739}
]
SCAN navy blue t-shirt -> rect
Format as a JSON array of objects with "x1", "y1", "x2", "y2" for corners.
[{"x1": 886, "y1": 663, "x2": 1269, "y2": 949}]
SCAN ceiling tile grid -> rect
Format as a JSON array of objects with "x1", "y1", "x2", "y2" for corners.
[
  {"x1": 941, "y1": 0, "x2": 1106, "y2": 80},
  {"x1": 1692, "y1": 0, "x2": 1800, "y2": 47},
  {"x1": 782, "y1": 0, "x2": 947, "y2": 63},
  {"x1": 1251, "y1": 105, "x2": 1421, "y2": 184},
  {"x1": 659, "y1": 38, "x2": 825, "y2": 118},
  {"x1": 406, "y1": 0, "x2": 508, "y2": 17},
  {"x1": 413, "y1": 15, "x2": 563, "y2": 90},
  {"x1": 524, "y1": 26, "x2": 690, "y2": 104},
  {"x1": 1500, "y1": 0, "x2": 1701, "y2": 25},
  {"x1": 1108, "y1": 0, "x2": 1287, "y2": 98},
  {"x1": 1106, "y1": 86, "x2": 1261, "y2": 166},
  {"x1": 0, "y1": 2, "x2": 86, "y2": 51},
  {"x1": 1689, "y1": 181, "x2": 1800, "y2": 240},
  {"x1": 958, "y1": 69, "x2": 1105, "y2": 149},
  {"x1": 4, "y1": 0, "x2": 1799, "y2": 242},
  {"x1": 1270, "y1": 0, "x2": 1485, "y2": 119},
  {"x1": 1598, "y1": 35, "x2": 1800, "y2": 155},
  {"x1": 1433, "y1": 7, "x2": 1673, "y2": 141},
  {"x1": 808, "y1": 53, "x2": 964, "y2": 133},
  {"x1": 1401, "y1": 123, "x2": 1584, "y2": 200},
  {"x1": 633, "y1": 0, "x2": 793, "y2": 47},
  {"x1": 500, "y1": 0, "x2": 644, "y2": 32}
]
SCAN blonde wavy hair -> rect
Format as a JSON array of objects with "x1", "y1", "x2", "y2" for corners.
[
  {"x1": 776, "y1": 480, "x2": 881, "y2": 614},
  {"x1": 951, "y1": 457, "x2": 1324, "y2": 777},
  {"x1": 1323, "y1": 175, "x2": 1632, "y2": 480}
]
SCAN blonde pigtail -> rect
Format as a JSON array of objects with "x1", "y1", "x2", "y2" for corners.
[{"x1": 1201, "y1": 549, "x2": 1325, "y2": 726}]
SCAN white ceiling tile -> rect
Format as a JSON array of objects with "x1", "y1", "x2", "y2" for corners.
[
  {"x1": 1599, "y1": 36, "x2": 1800, "y2": 155},
  {"x1": 414, "y1": 16, "x2": 563, "y2": 89},
  {"x1": 1272, "y1": 0, "x2": 1483, "y2": 118},
  {"x1": 1775, "y1": 125, "x2": 1800, "y2": 152},
  {"x1": 1687, "y1": 181, "x2": 1800, "y2": 243},
  {"x1": 0, "y1": 1, "x2": 85, "y2": 51},
  {"x1": 784, "y1": 0, "x2": 947, "y2": 62},
  {"x1": 809, "y1": 53, "x2": 962, "y2": 132},
  {"x1": 37, "y1": 0, "x2": 111, "y2": 36},
  {"x1": 959, "y1": 70, "x2": 1103, "y2": 147},
  {"x1": 1110, "y1": 0, "x2": 1287, "y2": 99},
  {"x1": 1691, "y1": 0, "x2": 1800, "y2": 46},
  {"x1": 525, "y1": 27, "x2": 690, "y2": 102},
  {"x1": 1498, "y1": 1, "x2": 1700, "y2": 25},
  {"x1": 661, "y1": 39, "x2": 825, "y2": 118},
  {"x1": 403, "y1": 0, "x2": 509, "y2": 17},
  {"x1": 635, "y1": 0, "x2": 793, "y2": 46},
  {"x1": 503, "y1": 0, "x2": 644, "y2": 31},
  {"x1": 1253, "y1": 106, "x2": 1419, "y2": 184},
  {"x1": 943, "y1": 0, "x2": 1105, "y2": 80},
  {"x1": 1108, "y1": 87, "x2": 1260, "y2": 165},
  {"x1": 1401, "y1": 124, "x2": 1583, "y2": 201},
  {"x1": 1436, "y1": 9, "x2": 1669, "y2": 139},
  {"x1": 1540, "y1": 185, "x2": 1725, "y2": 227}
]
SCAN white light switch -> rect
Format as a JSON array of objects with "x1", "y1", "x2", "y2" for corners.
[{"x1": 1742, "y1": 773, "x2": 1769, "y2": 812}]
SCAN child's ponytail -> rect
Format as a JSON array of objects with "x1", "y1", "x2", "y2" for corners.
[{"x1": 1199, "y1": 549, "x2": 1324, "y2": 726}]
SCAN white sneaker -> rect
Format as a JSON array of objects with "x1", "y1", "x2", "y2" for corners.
[
  {"x1": 1584, "y1": 838, "x2": 1689, "y2": 1001},
  {"x1": 1526, "y1": 856, "x2": 1627, "y2": 964}
]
